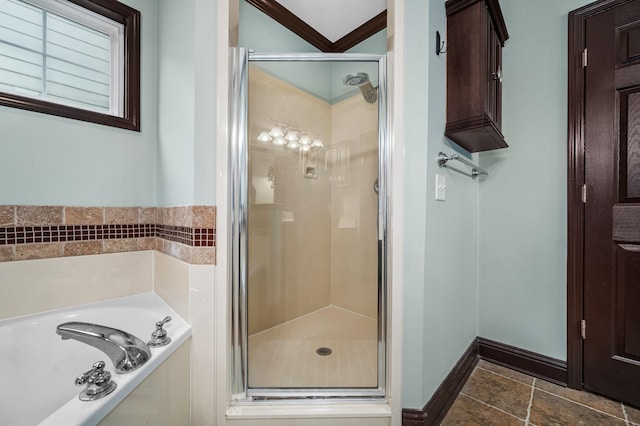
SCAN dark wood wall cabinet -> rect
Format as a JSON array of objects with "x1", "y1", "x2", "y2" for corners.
[{"x1": 445, "y1": 0, "x2": 509, "y2": 152}]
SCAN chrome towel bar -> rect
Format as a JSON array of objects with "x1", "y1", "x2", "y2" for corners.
[{"x1": 437, "y1": 152, "x2": 488, "y2": 180}]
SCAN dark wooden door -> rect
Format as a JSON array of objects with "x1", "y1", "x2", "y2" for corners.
[{"x1": 583, "y1": 0, "x2": 640, "y2": 406}]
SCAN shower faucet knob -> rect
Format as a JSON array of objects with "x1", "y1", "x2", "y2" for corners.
[{"x1": 148, "y1": 316, "x2": 172, "y2": 348}]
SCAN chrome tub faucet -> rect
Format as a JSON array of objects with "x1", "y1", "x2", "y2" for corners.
[{"x1": 56, "y1": 322, "x2": 151, "y2": 373}]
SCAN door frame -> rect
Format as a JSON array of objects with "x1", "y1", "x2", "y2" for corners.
[
  {"x1": 228, "y1": 48, "x2": 390, "y2": 400},
  {"x1": 566, "y1": 0, "x2": 635, "y2": 390}
]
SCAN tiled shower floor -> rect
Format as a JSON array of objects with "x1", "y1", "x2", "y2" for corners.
[
  {"x1": 442, "y1": 360, "x2": 640, "y2": 425},
  {"x1": 248, "y1": 306, "x2": 378, "y2": 388}
]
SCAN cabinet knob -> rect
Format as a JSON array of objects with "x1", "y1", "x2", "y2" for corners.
[{"x1": 492, "y1": 65, "x2": 503, "y2": 83}]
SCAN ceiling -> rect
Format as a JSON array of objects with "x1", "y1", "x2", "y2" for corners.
[
  {"x1": 245, "y1": 0, "x2": 388, "y2": 52},
  {"x1": 275, "y1": 0, "x2": 387, "y2": 43}
]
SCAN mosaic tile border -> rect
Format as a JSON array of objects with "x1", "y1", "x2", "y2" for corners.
[
  {"x1": 156, "y1": 225, "x2": 215, "y2": 247},
  {"x1": 0, "y1": 206, "x2": 216, "y2": 264},
  {"x1": 0, "y1": 224, "x2": 156, "y2": 245}
]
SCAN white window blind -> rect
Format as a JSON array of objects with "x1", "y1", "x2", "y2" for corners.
[{"x1": 0, "y1": 0, "x2": 123, "y2": 115}]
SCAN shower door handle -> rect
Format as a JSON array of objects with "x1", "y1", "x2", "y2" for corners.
[{"x1": 374, "y1": 177, "x2": 379, "y2": 195}]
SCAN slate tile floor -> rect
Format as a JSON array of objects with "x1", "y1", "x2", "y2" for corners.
[{"x1": 441, "y1": 360, "x2": 640, "y2": 425}]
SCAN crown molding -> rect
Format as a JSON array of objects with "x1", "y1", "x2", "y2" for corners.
[{"x1": 245, "y1": 0, "x2": 387, "y2": 52}]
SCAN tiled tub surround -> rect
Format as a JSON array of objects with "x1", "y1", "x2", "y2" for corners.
[
  {"x1": 0, "y1": 244, "x2": 213, "y2": 423},
  {"x1": 0, "y1": 205, "x2": 216, "y2": 264}
]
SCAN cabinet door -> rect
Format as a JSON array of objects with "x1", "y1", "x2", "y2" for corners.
[
  {"x1": 486, "y1": 16, "x2": 502, "y2": 130},
  {"x1": 493, "y1": 26, "x2": 503, "y2": 130}
]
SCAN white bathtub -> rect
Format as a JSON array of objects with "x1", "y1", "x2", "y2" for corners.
[{"x1": 0, "y1": 293, "x2": 192, "y2": 426}]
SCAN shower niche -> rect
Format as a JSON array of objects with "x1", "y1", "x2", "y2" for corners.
[{"x1": 231, "y1": 50, "x2": 388, "y2": 399}]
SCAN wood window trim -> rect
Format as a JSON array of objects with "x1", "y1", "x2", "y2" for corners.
[
  {"x1": 0, "y1": 0, "x2": 141, "y2": 131},
  {"x1": 566, "y1": 0, "x2": 628, "y2": 390},
  {"x1": 245, "y1": 0, "x2": 387, "y2": 53}
]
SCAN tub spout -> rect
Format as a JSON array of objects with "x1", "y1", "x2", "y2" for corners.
[{"x1": 56, "y1": 322, "x2": 151, "y2": 373}]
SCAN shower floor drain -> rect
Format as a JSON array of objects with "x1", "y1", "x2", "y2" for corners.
[{"x1": 316, "y1": 347, "x2": 332, "y2": 356}]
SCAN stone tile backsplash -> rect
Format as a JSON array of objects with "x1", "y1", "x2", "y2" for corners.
[{"x1": 0, "y1": 205, "x2": 216, "y2": 264}]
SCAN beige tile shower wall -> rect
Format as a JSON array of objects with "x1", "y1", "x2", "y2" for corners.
[
  {"x1": 329, "y1": 94, "x2": 379, "y2": 320},
  {"x1": 247, "y1": 67, "x2": 332, "y2": 334}
]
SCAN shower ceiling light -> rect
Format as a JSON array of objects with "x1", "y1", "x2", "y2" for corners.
[
  {"x1": 257, "y1": 131, "x2": 272, "y2": 142},
  {"x1": 299, "y1": 135, "x2": 312, "y2": 145},
  {"x1": 261, "y1": 122, "x2": 326, "y2": 153},
  {"x1": 269, "y1": 126, "x2": 284, "y2": 138},
  {"x1": 284, "y1": 130, "x2": 298, "y2": 142}
]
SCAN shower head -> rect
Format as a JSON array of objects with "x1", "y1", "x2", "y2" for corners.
[
  {"x1": 343, "y1": 72, "x2": 370, "y2": 86},
  {"x1": 343, "y1": 72, "x2": 378, "y2": 104}
]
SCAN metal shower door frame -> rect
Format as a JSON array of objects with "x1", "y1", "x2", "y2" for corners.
[{"x1": 229, "y1": 48, "x2": 389, "y2": 401}]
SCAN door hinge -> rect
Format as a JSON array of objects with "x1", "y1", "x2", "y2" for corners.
[
  {"x1": 581, "y1": 319, "x2": 586, "y2": 339},
  {"x1": 582, "y1": 184, "x2": 587, "y2": 203},
  {"x1": 582, "y1": 48, "x2": 588, "y2": 67}
]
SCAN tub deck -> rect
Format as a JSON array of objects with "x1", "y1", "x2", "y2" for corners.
[{"x1": 0, "y1": 293, "x2": 191, "y2": 426}]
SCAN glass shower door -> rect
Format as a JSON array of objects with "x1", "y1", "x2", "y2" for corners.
[{"x1": 231, "y1": 50, "x2": 387, "y2": 398}]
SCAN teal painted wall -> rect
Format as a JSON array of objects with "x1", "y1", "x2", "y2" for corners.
[
  {"x1": 157, "y1": 0, "x2": 195, "y2": 207},
  {"x1": 238, "y1": 0, "x2": 332, "y2": 103},
  {"x1": 193, "y1": 0, "x2": 218, "y2": 206},
  {"x1": 239, "y1": 0, "x2": 320, "y2": 53},
  {"x1": 0, "y1": 0, "x2": 158, "y2": 207},
  {"x1": 402, "y1": 0, "x2": 479, "y2": 409},
  {"x1": 401, "y1": 0, "x2": 429, "y2": 406},
  {"x1": 477, "y1": 0, "x2": 592, "y2": 360},
  {"x1": 157, "y1": 0, "x2": 217, "y2": 207},
  {"x1": 193, "y1": 0, "x2": 218, "y2": 205}
]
